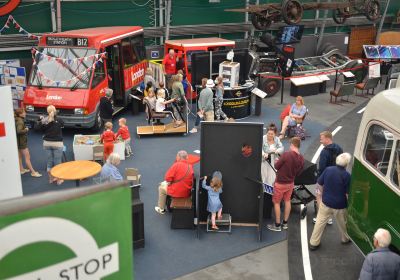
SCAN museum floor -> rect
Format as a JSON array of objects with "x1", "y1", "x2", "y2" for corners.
[{"x1": 20, "y1": 78, "x2": 379, "y2": 280}]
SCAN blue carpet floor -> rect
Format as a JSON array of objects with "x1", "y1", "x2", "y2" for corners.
[{"x1": 21, "y1": 99, "x2": 324, "y2": 280}]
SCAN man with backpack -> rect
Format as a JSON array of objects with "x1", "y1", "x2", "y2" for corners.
[{"x1": 314, "y1": 131, "x2": 343, "y2": 224}]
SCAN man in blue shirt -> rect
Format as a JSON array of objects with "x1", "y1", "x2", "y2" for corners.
[
  {"x1": 309, "y1": 152, "x2": 351, "y2": 250},
  {"x1": 360, "y1": 228, "x2": 400, "y2": 280}
]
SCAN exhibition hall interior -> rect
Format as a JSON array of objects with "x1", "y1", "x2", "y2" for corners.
[{"x1": 1, "y1": 0, "x2": 400, "y2": 279}]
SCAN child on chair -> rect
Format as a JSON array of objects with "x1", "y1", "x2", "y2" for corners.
[
  {"x1": 202, "y1": 171, "x2": 223, "y2": 230},
  {"x1": 156, "y1": 89, "x2": 177, "y2": 121}
]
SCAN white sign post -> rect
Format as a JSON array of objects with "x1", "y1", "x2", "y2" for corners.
[{"x1": 0, "y1": 86, "x2": 23, "y2": 200}]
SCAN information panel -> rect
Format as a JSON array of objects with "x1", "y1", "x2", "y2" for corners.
[{"x1": 46, "y1": 37, "x2": 89, "y2": 47}]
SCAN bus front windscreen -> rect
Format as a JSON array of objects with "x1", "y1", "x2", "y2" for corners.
[{"x1": 30, "y1": 47, "x2": 96, "y2": 89}]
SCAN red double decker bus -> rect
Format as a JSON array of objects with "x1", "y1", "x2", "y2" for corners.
[{"x1": 24, "y1": 26, "x2": 147, "y2": 130}]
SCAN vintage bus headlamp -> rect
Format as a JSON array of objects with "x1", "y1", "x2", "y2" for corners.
[
  {"x1": 74, "y1": 108, "x2": 84, "y2": 115},
  {"x1": 26, "y1": 105, "x2": 34, "y2": 112}
]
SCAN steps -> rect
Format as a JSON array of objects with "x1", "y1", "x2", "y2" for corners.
[{"x1": 206, "y1": 213, "x2": 232, "y2": 233}]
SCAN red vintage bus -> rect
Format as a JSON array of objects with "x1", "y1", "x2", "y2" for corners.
[{"x1": 24, "y1": 26, "x2": 147, "y2": 130}]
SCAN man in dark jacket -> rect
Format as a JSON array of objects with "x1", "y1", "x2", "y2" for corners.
[
  {"x1": 267, "y1": 137, "x2": 304, "y2": 232},
  {"x1": 314, "y1": 130, "x2": 343, "y2": 224},
  {"x1": 99, "y1": 88, "x2": 113, "y2": 128},
  {"x1": 360, "y1": 228, "x2": 400, "y2": 280}
]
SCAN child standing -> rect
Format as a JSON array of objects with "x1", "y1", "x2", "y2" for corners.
[
  {"x1": 202, "y1": 171, "x2": 223, "y2": 230},
  {"x1": 116, "y1": 118, "x2": 132, "y2": 157},
  {"x1": 215, "y1": 76, "x2": 228, "y2": 121},
  {"x1": 100, "y1": 122, "x2": 116, "y2": 161}
]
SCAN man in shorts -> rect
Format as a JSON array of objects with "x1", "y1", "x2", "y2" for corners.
[{"x1": 267, "y1": 137, "x2": 304, "y2": 232}]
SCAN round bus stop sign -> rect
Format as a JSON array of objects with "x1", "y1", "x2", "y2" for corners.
[{"x1": 0, "y1": 0, "x2": 21, "y2": 16}]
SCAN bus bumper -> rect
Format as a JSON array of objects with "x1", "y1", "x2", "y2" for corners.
[{"x1": 26, "y1": 111, "x2": 97, "y2": 128}]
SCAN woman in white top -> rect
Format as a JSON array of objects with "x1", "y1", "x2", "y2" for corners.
[
  {"x1": 261, "y1": 127, "x2": 284, "y2": 189},
  {"x1": 156, "y1": 89, "x2": 177, "y2": 121}
]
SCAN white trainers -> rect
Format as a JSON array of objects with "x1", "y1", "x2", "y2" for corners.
[
  {"x1": 189, "y1": 128, "x2": 198, "y2": 133},
  {"x1": 154, "y1": 206, "x2": 166, "y2": 215}
]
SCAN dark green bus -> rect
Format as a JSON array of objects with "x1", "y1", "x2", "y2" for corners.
[{"x1": 347, "y1": 88, "x2": 400, "y2": 255}]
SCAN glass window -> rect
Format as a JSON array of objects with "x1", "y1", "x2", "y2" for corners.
[
  {"x1": 122, "y1": 38, "x2": 135, "y2": 68},
  {"x1": 131, "y1": 35, "x2": 145, "y2": 62},
  {"x1": 29, "y1": 47, "x2": 96, "y2": 89},
  {"x1": 364, "y1": 124, "x2": 394, "y2": 176},
  {"x1": 91, "y1": 60, "x2": 105, "y2": 88},
  {"x1": 391, "y1": 142, "x2": 400, "y2": 188}
]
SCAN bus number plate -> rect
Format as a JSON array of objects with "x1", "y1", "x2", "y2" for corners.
[{"x1": 46, "y1": 37, "x2": 88, "y2": 47}]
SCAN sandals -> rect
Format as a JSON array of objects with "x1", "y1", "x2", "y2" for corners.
[
  {"x1": 20, "y1": 168, "x2": 30, "y2": 175},
  {"x1": 211, "y1": 225, "x2": 219, "y2": 230},
  {"x1": 31, "y1": 171, "x2": 42, "y2": 178}
]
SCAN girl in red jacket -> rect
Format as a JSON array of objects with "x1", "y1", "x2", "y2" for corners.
[{"x1": 100, "y1": 122, "x2": 116, "y2": 160}]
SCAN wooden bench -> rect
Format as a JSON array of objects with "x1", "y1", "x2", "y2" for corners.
[{"x1": 170, "y1": 197, "x2": 194, "y2": 229}]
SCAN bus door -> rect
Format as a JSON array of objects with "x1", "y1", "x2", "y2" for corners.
[{"x1": 106, "y1": 44, "x2": 124, "y2": 106}]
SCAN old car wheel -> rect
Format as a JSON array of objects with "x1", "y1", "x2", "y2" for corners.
[
  {"x1": 251, "y1": 12, "x2": 272, "y2": 30},
  {"x1": 262, "y1": 78, "x2": 281, "y2": 98},
  {"x1": 365, "y1": 0, "x2": 380, "y2": 21},
  {"x1": 332, "y1": 8, "x2": 348, "y2": 24},
  {"x1": 282, "y1": 0, "x2": 303, "y2": 25}
]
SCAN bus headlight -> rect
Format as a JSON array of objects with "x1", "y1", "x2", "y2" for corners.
[
  {"x1": 74, "y1": 108, "x2": 84, "y2": 115},
  {"x1": 26, "y1": 105, "x2": 34, "y2": 112}
]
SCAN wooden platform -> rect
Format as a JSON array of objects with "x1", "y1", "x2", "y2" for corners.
[{"x1": 136, "y1": 122, "x2": 187, "y2": 136}]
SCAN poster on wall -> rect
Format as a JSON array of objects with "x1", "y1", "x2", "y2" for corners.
[{"x1": 0, "y1": 60, "x2": 26, "y2": 109}]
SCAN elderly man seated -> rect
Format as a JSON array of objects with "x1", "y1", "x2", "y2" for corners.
[
  {"x1": 155, "y1": 150, "x2": 194, "y2": 214},
  {"x1": 100, "y1": 153, "x2": 123, "y2": 181}
]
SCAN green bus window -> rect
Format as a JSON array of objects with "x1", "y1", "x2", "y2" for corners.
[
  {"x1": 391, "y1": 143, "x2": 400, "y2": 187},
  {"x1": 122, "y1": 38, "x2": 135, "y2": 68},
  {"x1": 364, "y1": 124, "x2": 394, "y2": 176},
  {"x1": 91, "y1": 60, "x2": 105, "y2": 88}
]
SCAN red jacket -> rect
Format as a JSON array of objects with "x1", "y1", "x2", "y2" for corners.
[
  {"x1": 165, "y1": 159, "x2": 194, "y2": 197},
  {"x1": 101, "y1": 130, "x2": 116, "y2": 143},
  {"x1": 116, "y1": 126, "x2": 131, "y2": 140}
]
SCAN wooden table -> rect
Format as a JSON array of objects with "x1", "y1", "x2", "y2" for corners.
[{"x1": 50, "y1": 160, "x2": 102, "y2": 187}]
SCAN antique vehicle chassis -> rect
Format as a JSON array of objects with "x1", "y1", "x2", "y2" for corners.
[{"x1": 226, "y1": 0, "x2": 381, "y2": 30}]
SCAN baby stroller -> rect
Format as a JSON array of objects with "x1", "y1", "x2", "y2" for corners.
[
  {"x1": 265, "y1": 158, "x2": 317, "y2": 219},
  {"x1": 291, "y1": 159, "x2": 318, "y2": 219}
]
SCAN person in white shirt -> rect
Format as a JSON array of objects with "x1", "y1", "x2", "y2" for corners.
[{"x1": 156, "y1": 89, "x2": 177, "y2": 121}]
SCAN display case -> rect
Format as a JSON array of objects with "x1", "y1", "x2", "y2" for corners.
[
  {"x1": 219, "y1": 61, "x2": 240, "y2": 88},
  {"x1": 73, "y1": 135, "x2": 126, "y2": 161}
]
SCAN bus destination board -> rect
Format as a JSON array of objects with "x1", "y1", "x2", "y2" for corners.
[{"x1": 46, "y1": 37, "x2": 89, "y2": 47}]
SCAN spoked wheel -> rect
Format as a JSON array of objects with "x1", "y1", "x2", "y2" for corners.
[
  {"x1": 365, "y1": 0, "x2": 381, "y2": 22},
  {"x1": 282, "y1": 0, "x2": 303, "y2": 25},
  {"x1": 332, "y1": 8, "x2": 349, "y2": 24},
  {"x1": 261, "y1": 78, "x2": 281, "y2": 98},
  {"x1": 251, "y1": 11, "x2": 272, "y2": 30}
]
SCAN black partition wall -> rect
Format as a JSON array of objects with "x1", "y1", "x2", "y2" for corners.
[{"x1": 198, "y1": 122, "x2": 264, "y2": 239}]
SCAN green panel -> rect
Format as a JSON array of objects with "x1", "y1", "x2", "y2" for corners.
[
  {"x1": 0, "y1": 50, "x2": 31, "y2": 60},
  {"x1": 0, "y1": 186, "x2": 133, "y2": 279},
  {"x1": 171, "y1": 0, "x2": 245, "y2": 25},
  {"x1": 62, "y1": 1, "x2": 152, "y2": 30},
  {"x1": 347, "y1": 158, "x2": 400, "y2": 255},
  {"x1": 0, "y1": 2, "x2": 51, "y2": 34}
]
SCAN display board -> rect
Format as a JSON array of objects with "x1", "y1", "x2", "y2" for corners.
[
  {"x1": 364, "y1": 45, "x2": 400, "y2": 59},
  {"x1": 0, "y1": 61, "x2": 26, "y2": 109},
  {"x1": 199, "y1": 122, "x2": 264, "y2": 225},
  {"x1": 275, "y1": 25, "x2": 304, "y2": 45},
  {"x1": 0, "y1": 183, "x2": 134, "y2": 279}
]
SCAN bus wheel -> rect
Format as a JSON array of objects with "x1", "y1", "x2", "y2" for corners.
[{"x1": 92, "y1": 110, "x2": 102, "y2": 132}]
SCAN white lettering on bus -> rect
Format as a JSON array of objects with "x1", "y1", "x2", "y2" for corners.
[
  {"x1": 46, "y1": 95, "x2": 62, "y2": 100},
  {"x1": 131, "y1": 68, "x2": 144, "y2": 82}
]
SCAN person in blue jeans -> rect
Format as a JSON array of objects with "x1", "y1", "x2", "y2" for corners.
[
  {"x1": 37, "y1": 105, "x2": 64, "y2": 185},
  {"x1": 202, "y1": 171, "x2": 223, "y2": 230}
]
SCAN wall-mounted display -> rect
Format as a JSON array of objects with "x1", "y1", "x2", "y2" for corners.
[{"x1": 364, "y1": 45, "x2": 400, "y2": 59}]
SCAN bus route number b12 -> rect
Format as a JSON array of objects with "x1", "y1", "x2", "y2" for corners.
[{"x1": 77, "y1": 38, "x2": 88, "y2": 47}]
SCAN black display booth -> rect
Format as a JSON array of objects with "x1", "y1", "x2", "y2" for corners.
[{"x1": 198, "y1": 122, "x2": 265, "y2": 240}]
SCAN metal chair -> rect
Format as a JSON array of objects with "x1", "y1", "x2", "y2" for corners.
[
  {"x1": 125, "y1": 168, "x2": 141, "y2": 186},
  {"x1": 92, "y1": 145, "x2": 104, "y2": 163},
  {"x1": 330, "y1": 82, "x2": 356, "y2": 105},
  {"x1": 355, "y1": 77, "x2": 380, "y2": 97}
]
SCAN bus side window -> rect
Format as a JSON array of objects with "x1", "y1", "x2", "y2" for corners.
[
  {"x1": 122, "y1": 38, "x2": 135, "y2": 68},
  {"x1": 131, "y1": 35, "x2": 145, "y2": 62},
  {"x1": 391, "y1": 142, "x2": 400, "y2": 188},
  {"x1": 91, "y1": 60, "x2": 105, "y2": 88},
  {"x1": 364, "y1": 124, "x2": 394, "y2": 175}
]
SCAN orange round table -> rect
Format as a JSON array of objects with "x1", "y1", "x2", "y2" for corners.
[{"x1": 50, "y1": 160, "x2": 102, "y2": 187}]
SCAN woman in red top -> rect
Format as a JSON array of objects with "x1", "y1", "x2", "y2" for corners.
[
  {"x1": 116, "y1": 118, "x2": 132, "y2": 157},
  {"x1": 100, "y1": 122, "x2": 116, "y2": 161}
]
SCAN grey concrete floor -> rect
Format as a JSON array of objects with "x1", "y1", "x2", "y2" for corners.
[{"x1": 176, "y1": 241, "x2": 289, "y2": 280}]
